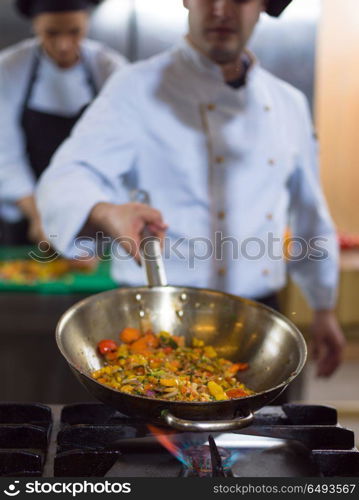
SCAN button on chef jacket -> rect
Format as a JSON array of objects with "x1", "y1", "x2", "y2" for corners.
[
  {"x1": 0, "y1": 38, "x2": 126, "y2": 221},
  {"x1": 37, "y1": 38, "x2": 339, "y2": 310}
]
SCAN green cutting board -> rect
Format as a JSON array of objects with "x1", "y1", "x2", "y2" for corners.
[{"x1": 0, "y1": 246, "x2": 118, "y2": 294}]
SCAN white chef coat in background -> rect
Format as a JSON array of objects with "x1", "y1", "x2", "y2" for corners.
[
  {"x1": 36, "y1": 38, "x2": 339, "y2": 310},
  {"x1": 0, "y1": 38, "x2": 127, "y2": 221}
]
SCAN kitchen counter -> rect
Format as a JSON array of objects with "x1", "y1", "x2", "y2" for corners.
[
  {"x1": 0, "y1": 292, "x2": 99, "y2": 403},
  {"x1": 281, "y1": 251, "x2": 359, "y2": 335},
  {"x1": 0, "y1": 246, "x2": 119, "y2": 403},
  {"x1": 0, "y1": 245, "x2": 117, "y2": 294}
]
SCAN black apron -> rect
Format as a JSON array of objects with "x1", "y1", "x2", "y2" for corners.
[
  {"x1": 0, "y1": 51, "x2": 98, "y2": 245},
  {"x1": 21, "y1": 49, "x2": 98, "y2": 179}
]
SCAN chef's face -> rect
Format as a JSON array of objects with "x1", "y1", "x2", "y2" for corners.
[
  {"x1": 33, "y1": 11, "x2": 89, "y2": 68},
  {"x1": 183, "y1": 0, "x2": 265, "y2": 64}
]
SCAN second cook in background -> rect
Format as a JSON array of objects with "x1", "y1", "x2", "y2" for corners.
[
  {"x1": 37, "y1": 0, "x2": 345, "y2": 383},
  {"x1": 0, "y1": 0, "x2": 126, "y2": 244}
]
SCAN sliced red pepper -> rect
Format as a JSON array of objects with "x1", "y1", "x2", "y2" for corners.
[{"x1": 226, "y1": 388, "x2": 249, "y2": 399}]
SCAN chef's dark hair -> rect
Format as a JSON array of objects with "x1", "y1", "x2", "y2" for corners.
[
  {"x1": 15, "y1": 0, "x2": 101, "y2": 18},
  {"x1": 266, "y1": 0, "x2": 292, "y2": 17}
]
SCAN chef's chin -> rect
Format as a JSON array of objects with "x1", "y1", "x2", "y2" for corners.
[
  {"x1": 207, "y1": 45, "x2": 240, "y2": 65},
  {"x1": 53, "y1": 54, "x2": 79, "y2": 68}
]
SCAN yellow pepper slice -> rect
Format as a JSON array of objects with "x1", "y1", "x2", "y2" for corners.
[
  {"x1": 207, "y1": 381, "x2": 229, "y2": 401},
  {"x1": 120, "y1": 385, "x2": 135, "y2": 393},
  {"x1": 160, "y1": 378, "x2": 178, "y2": 387},
  {"x1": 204, "y1": 346, "x2": 217, "y2": 358}
]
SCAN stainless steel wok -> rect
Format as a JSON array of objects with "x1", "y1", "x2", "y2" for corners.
[
  {"x1": 56, "y1": 285, "x2": 307, "y2": 432},
  {"x1": 56, "y1": 192, "x2": 307, "y2": 432}
]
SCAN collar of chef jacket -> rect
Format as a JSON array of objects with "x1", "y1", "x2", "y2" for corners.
[
  {"x1": 176, "y1": 36, "x2": 258, "y2": 84},
  {"x1": 173, "y1": 37, "x2": 275, "y2": 124}
]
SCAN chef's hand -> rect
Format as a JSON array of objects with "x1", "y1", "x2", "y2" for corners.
[
  {"x1": 16, "y1": 195, "x2": 47, "y2": 244},
  {"x1": 310, "y1": 310, "x2": 346, "y2": 377},
  {"x1": 89, "y1": 202, "x2": 168, "y2": 263},
  {"x1": 28, "y1": 215, "x2": 47, "y2": 244}
]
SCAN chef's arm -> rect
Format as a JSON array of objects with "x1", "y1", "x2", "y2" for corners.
[
  {"x1": 287, "y1": 95, "x2": 346, "y2": 376},
  {"x1": 287, "y1": 194, "x2": 345, "y2": 376},
  {"x1": 287, "y1": 164, "x2": 339, "y2": 311},
  {"x1": 0, "y1": 70, "x2": 38, "y2": 228},
  {"x1": 310, "y1": 309, "x2": 345, "y2": 377},
  {"x1": 36, "y1": 69, "x2": 163, "y2": 260},
  {"x1": 15, "y1": 194, "x2": 46, "y2": 243},
  {"x1": 88, "y1": 202, "x2": 167, "y2": 263},
  {"x1": 16, "y1": 195, "x2": 37, "y2": 220}
]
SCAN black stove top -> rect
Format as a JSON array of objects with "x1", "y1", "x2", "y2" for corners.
[{"x1": 0, "y1": 403, "x2": 358, "y2": 478}]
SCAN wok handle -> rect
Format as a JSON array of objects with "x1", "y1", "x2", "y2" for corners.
[
  {"x1": 130, "y1": 189, "x2": 167, "y2": 287},
  {"x1": 161, "y1": 410, "x2": 254, "y2": 432}
]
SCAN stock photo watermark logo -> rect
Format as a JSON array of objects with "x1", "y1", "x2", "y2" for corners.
[
  {"x1": 3, "y1": 481, "x2": 20, "y2": 497},
  {"x1": 27, "y1": 232, "x2": 331, "y2": 267},
  {"x1": 2, "y1": 481, "x2": 131, "y2": 497},
  {"x1": 28, "y1": 239, "x2": 59, "y2": 263}
]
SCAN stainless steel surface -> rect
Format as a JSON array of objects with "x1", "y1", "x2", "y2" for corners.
[
  {"x1": 130, "y1": 189, "x2": 168, "y2": 287},
  {"x1": 162, "y1": 409, "x2": 254, "y2": 432},
  {"x1": 141, "y1": 235, "x2": 167, "y2": 287},
  {"x1": 56, "y1": 286, "x2": 307, "y2": 430}
]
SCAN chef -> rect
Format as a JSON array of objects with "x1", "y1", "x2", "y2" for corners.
[
  {"x1": 37, "y1": 0, "x2": 346, "y2": 378},
  {"x1": 0, "y1": 0, "x2": 126, "y2": 243}
]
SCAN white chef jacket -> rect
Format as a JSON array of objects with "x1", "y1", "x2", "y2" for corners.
[
  {"x1": 37, "y1": 38, "x2": 339, "y2": 310},
  {"x1": 0, "y1": 38, "x2": 126, "y2": 221}
]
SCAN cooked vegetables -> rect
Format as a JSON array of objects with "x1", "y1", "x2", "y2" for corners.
[
  {"x1": 207, "y1": 381, "x2": 229, "y2": 401},
  {"x1": 119, "y1": 327, "x2": 141, "y2": 344},
  {"x1": 92, "y1": 328, "x2": 254, "y2": 402},
  {"x1": 0, "y1": 258, "x2": 96, "y2": 284},
  {"x1": 97, "y1": 339, "x2": 118, "y2": 355}
]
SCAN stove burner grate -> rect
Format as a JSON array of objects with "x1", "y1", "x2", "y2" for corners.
[
  {"x1": 0, "y1": 403, "x2": 358, "y2": 477},
  {"x1": 0, "y1": 403, "x2": 52, "y2": 477}
]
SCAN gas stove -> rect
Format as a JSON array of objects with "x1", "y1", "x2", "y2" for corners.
[{"x1": 0, "y1": 403, "x2": 358, "y2": 478}]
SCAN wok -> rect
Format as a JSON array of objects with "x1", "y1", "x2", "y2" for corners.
[{"x1": 56, "y1": 193, "x2": 307, "y2": 433}]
